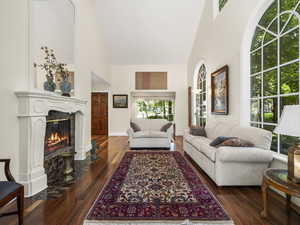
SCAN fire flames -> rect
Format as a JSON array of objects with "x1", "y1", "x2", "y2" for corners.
[{"x1": 47, "y1": 132, "x2": 68, "y2": 148}]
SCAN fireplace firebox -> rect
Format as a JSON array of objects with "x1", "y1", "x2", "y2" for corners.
[{"x1": 44, "y1": 111, "x2": 75, "y2": 185}]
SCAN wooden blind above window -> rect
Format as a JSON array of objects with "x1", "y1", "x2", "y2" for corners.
[{"x1": 135, "y1": 72, "x2": 167, "y2": 90}]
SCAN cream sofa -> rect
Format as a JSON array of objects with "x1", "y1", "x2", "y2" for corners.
[
  {"x1": 184, "y1": 120, "x2": 274, "y2": 186},
  {"x1": 127, "y1": 119, "x2": 174, "y2": 149}
]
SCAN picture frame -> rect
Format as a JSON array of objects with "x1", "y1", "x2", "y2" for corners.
[
  {"x1": 113, "y1": 95, "x2": 128, "y2": 108},
  {"x1": 211, "y1": 65, "x2": 229, "y2": 115}
]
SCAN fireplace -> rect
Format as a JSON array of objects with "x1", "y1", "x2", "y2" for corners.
[{"x1": 44, "y1": 111, "x2": 75, "y2": 184}]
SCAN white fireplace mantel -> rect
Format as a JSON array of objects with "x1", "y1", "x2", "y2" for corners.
[{"x1": 15, "y1": 91, "x2": 88, "y2": 197}]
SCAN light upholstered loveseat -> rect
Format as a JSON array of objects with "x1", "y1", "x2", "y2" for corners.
[
  {"x1": 184, "y1": 120, "x2": 274, "y2": 186},
  {"x1": 127, "y1": 119, "x2": 174, "y2": 149}
]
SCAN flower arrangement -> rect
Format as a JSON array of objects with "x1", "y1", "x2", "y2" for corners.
[{"x1": 38, "y1": 46, "x2": 72, "y2": 96}]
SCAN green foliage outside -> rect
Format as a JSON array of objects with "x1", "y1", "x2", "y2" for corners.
[
  {"x1": 250, "y1": 0, "x2": 300, "y2": 155},
  {"x1": 136, "y1": 100, "x2": 174, "y2": 121}
]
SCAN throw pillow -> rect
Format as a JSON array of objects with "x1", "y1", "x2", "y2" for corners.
[
  {"x1": 190, "y1": 127, "x2": 207, "y2": 137},
  {"x1": 130, "y1": 122, "x2": 141, "y2": 132},
  {"x1": 160, "y1": 123, "x2": 173, "y2": 132},
  {"x1": 210, "y1": 136, "x2": 234, "y2": 147},
  {"x1": 218, "y1": 138, "x2": 254, "y2": 148}
]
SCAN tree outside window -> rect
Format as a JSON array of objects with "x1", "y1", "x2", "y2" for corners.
[{"x1": 250, "y1": 0, "x2": 300, "y2": 155}]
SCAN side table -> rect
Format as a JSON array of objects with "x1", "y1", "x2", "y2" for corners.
[{"x1": 261, "y1": 168, "x2": 300, "y2": 218}]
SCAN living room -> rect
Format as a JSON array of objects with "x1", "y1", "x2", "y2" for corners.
[{"x1": 1, "y1": 0, "x2": 300, "y2": 225}]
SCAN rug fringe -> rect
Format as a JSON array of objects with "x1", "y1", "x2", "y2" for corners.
[{"x1": 83, "y1": 219, "x2": 235, "y2": 225}]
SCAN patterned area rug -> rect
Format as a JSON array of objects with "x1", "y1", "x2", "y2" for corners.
[{"x1": 85, "y1": 152, "x2": 233, "y2": 225}]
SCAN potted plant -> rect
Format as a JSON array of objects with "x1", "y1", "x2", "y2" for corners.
[{"x1": 38, "y1": 47, "x2": 57, "y2": 92}]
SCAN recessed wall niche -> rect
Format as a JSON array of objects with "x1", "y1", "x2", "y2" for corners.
[{"x1": 31, "y1": 0, "x2": 75, "y2": 90}]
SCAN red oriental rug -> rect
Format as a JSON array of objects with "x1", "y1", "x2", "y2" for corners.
[{"x1": 84, "y1": 152, "x2": 233, "y2": 225}]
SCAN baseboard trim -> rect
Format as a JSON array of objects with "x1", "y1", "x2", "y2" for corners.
[{"x1": 109, "y1": 132, "x2": 128, "y2": 136}]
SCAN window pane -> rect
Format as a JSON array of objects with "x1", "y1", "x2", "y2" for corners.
[
  {"x1": 280, "y1": 29, "x2": 299, "y2": 64},
  {"x1": 251, "y1": 50, "x2": 262, "y2": 74},
  {"x1": 263, "y1": 69, "x2": 277, "y2": 96},
  {"x1": 264, "y1": 125, "x2": 278, "y2": 152},
  {"x1": 283, "y1": 15, "x2": 299, "y2": 34},
  {"x1": 251, "y1": 74, "x2": 262, "y2": 97},
  {"x1": 263, "y1": 98, "x2": 278, "y2": 123},
  {"x1": 251, "y1": 123, "x2": 261, "y2": 128},
  {"x1": 280, "y1": 62, "x2": 299, "y2": 94},
  {"x1": 264, "y1": 31, "x2": 276, "y2": 43},
  {"x1": 280, "y1": 95, "x2": 299, "y2": 114},
  {"x1": 280, "y1": 135, "x2": 298, "y2": 155},
  {"x1": 259, "y1": 1, "x2": 278, "y2": 29},
  {"x1": 269, "y1": 18, "x2": 278, "y2": 34},
  {"x1": 203, "y1": 80, "x2": 206, "y2": 92},
  {"x1": 251, "y1": 99, "x2": 261, "y2": 122},
  {"x1": 263, "y1": 40, "x2": 278, "y2": 70},
  {"x1": 280, "y1": 14, "x2": 290, "y2": 32},
  {"x1": 251, "y1": 27, "x2": 265, "y2": 50},
  {"x1": 280, "y1": 0, "x2": 298, "y2": 13}
]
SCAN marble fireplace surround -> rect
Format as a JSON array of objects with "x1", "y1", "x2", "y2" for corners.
[{"x1": 15, "y1": 91, "x2": 88, "y2": 197}]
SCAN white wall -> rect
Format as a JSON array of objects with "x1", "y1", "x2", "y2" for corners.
[
  {"x1": 0, "y1": 0, "x2": 110, "y2": 182},
  {"x1": 109, "y1": 65, "x2": 188, "y2": 136},
  {"x1": 31, "y1": 0, "x2": 75, "y2": 65},
  {"x1": 0, "y1": 0, "x2": 30, "y2": 180}
]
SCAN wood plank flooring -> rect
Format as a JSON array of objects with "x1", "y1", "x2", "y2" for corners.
[{"x1": 0, "y1": 136, "x2": 300, "y2": 225}]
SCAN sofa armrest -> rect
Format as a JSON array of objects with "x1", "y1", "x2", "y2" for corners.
[
  {"x1": 216, "y1": 147, "x2": 274, "y2": 163},
  {"x1": 166, "y1": 126, "x2": 174, "y2": 141},
  {"x1": 127, "y1": 128, "x2": 134, "y2": 139}
]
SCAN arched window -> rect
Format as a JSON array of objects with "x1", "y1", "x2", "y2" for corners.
[
  {"x1": 193, "y1": 64, "x2": 207, "y2": 127},
  {"x1": 250, "y1": 0, "x2": 300, "y2": 155}
]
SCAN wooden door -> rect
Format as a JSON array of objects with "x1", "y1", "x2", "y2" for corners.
[{"x1": 91, "y1": 93, "x2": 108, "y2": 135}]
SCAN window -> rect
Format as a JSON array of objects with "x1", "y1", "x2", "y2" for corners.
[
  {"x1": 193, "y1": 64, "x2": 207, "y2": 127},
  {"x1": 135, "y1": 100, "x2": 175, "y2": 121},
  {"x1": 219, "y1": 0, "x2": 228, "y2": 11},
  {"x1": 250, "y1": 0, "x2": 300, "y2": 155}
]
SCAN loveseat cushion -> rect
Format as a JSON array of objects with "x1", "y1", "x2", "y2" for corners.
[
  {"x1": 184, "y1": 133, "x2": 196, "y2": 145},
  {"x1": 0, "y1": 181, "x2": 22, "y2": 200},
  {"x1": 217, "y1": 147, "x2": 273, "y2": 163},
  {"x1": 191, "y1": 137, "x2": 217, "y2": 162},
  {"x1": 133, "y1": 131, "x2": 168, "y2": 139}
]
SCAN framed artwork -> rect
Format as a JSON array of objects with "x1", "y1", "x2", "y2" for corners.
[
  {"x1": 211, "y1": 65, "x2": 229, "y2": 115},
  {"x1": 113, "y1": 95, "x2": 128, "y2": 108}
]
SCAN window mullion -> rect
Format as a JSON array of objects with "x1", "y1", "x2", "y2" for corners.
[{"x1": 277, "y1": 0, "x2": 280, "y2": 154}]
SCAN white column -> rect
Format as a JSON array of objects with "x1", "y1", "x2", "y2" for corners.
[{"x1": 18, "y1": 116, "x2": 47, "y2": 197}]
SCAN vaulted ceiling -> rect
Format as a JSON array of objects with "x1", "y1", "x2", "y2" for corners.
[{"x1": 95, "y1": 0, "x2": 204, "y2": 65}]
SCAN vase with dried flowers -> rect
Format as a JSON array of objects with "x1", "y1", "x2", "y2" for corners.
[
  {"x1": 38, "y1": 47, "x2": 57, "y2": 92},
  {"x1": 57, "y1": 63, "x2": 72, "y2": 97}
]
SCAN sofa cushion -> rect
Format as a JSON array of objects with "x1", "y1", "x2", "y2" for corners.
[
  {"x1": 131, "y1": 119, "x2": 170, "y2": 131},
  {"x1": 130, "y1": 122, "x2": 141, "y2": 132},
  {"x1": 230, "y1": 126, "x2": 272, "y2": 150},
  {"x1": 217, "y1": 147, "x2": 273, "y2": 163},
  {"x1": 160, "y1": 123, "x2": 173, "y2": 132},
  {"x1": 191, "y1": 137, "x2": 217, "y2": 162},
  {"x1": 218, "y1": 138, "x2": 254, "y2": 148},
  {"x1": 205, "y1": 120, "x2": 219, "y2": 139},
  {"x1": 190, "y1": 127, "x2": 207, "y2": 137},
  {"x1": 133, "y1": 131, "x2": 168, "y2": 138},
  {"x1": 210, "y1": 136, "x2": 234, "y2": 147}
]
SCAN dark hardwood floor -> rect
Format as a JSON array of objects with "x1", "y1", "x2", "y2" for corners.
[{"x1": 0, "y1": 136, "x2": 300, "y2": 225}]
